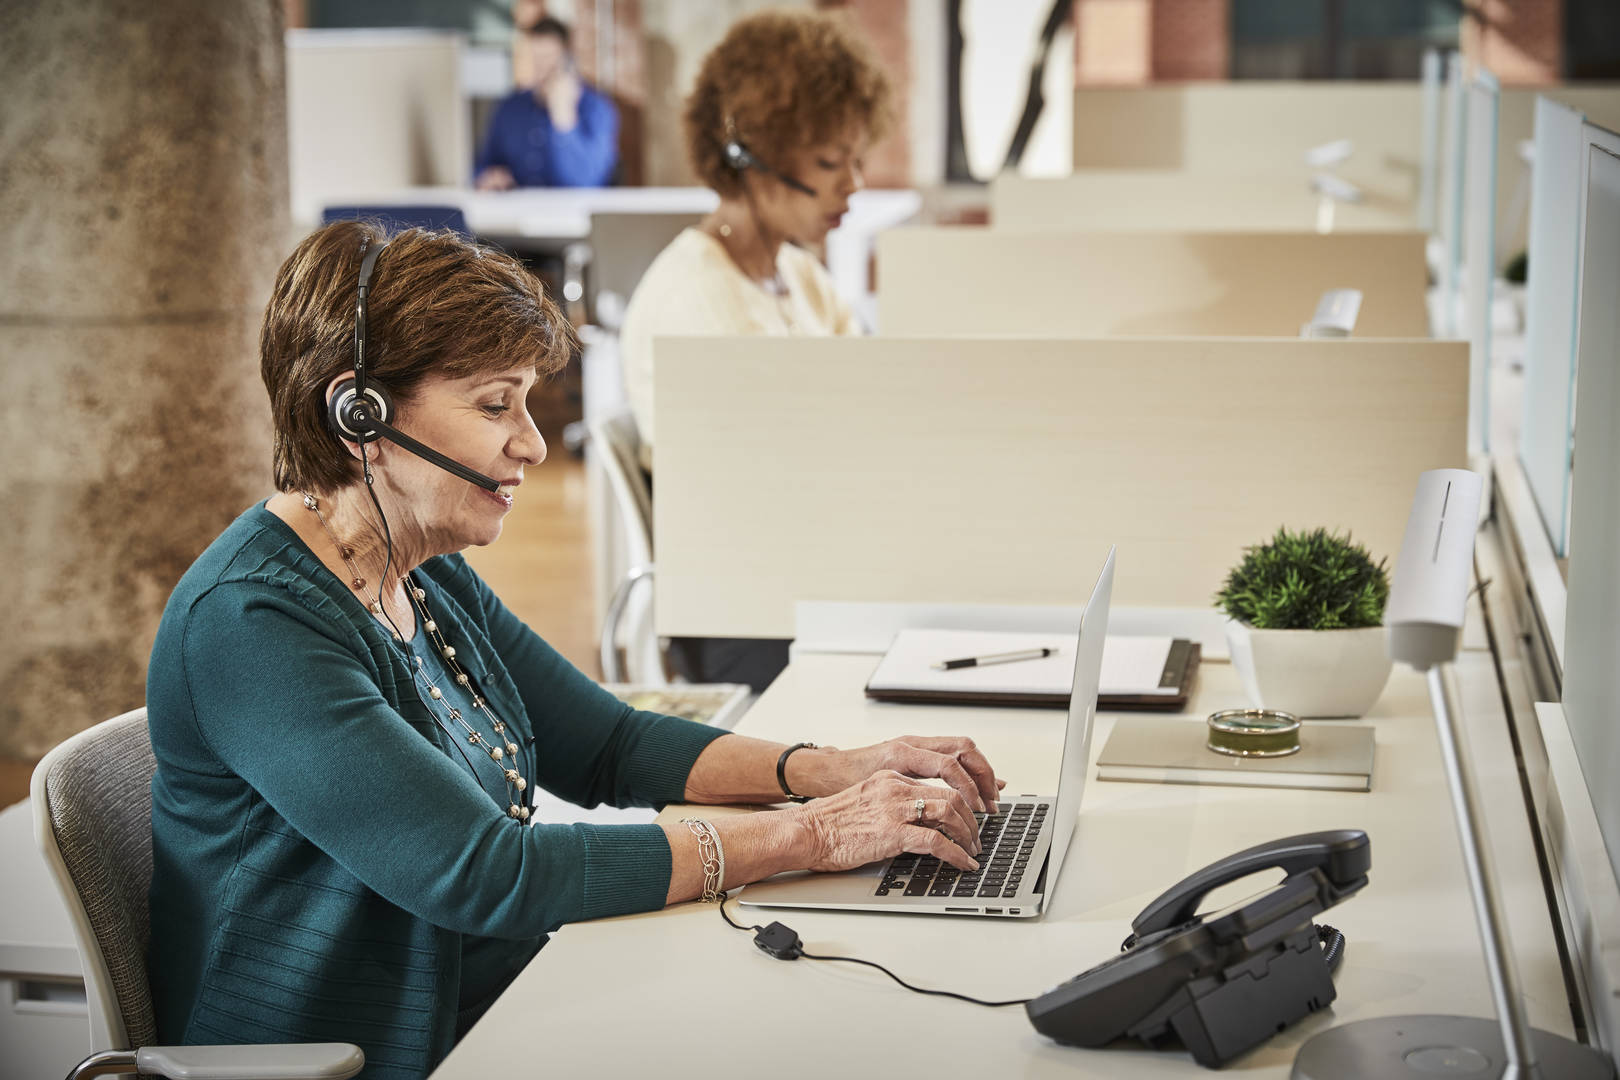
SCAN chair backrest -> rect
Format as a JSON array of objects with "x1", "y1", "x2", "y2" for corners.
[
  {"x1": 31, "y1": 708, "x2": 158, "y2": 1051},
  {"x1": 590, "y1": 410, "x2": 653, "y2": 565},
  {"x1": 321, "y1": 204, "x2": 471, "y2": 237}
]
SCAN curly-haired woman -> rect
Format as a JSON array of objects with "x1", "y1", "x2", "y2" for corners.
[
  {"x1": 617, "y1": 9, "x2": 892, "y2": 688},
  {"x1": 620, "y1": 10, "x2": 890, "y2": 463}
]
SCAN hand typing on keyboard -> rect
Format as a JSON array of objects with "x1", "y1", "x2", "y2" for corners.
[
  {"x1": 875, "y1": 802, "x2": 1049, "y2": 899},
  {"x1": 779, "y1": 735, "x2": 1005, "y2": 813},
  {"x1": 787, "y1": 769, "x2": 992, "y2": 874}
]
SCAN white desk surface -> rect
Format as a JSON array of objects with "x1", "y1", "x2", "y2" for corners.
[
  {"x1": 433, "y1": 652, "x2": 1572, "y2": 1078},
  {"x1": 293, "y1": 186, "x2": 920, "y2": 252},
  {"x1": 292, "y1": 185, "x2": 718, "y2": 242}
]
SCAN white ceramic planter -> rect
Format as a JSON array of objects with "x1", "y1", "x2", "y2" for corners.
[{"x1": 1224, "y1": 621, "x2": 1393, "y2": 719}]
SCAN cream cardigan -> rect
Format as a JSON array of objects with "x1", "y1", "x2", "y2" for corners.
[{"x1": 619, "y1": 228, "x2": 861, "y2": 466}]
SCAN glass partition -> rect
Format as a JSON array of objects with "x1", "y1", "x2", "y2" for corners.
[
  {"x1": 1463, "y1": 71, "x2": 1499, "y2": 454},
  {"x1": 1520, "y1": 98, "x2": 1588, "y2": 556},
  {"x1": 1562, "y1": 133, "x2": 1620, "y2": 890},
  {"x1": 1418, "y1": 48, "x2": 1442, "y2": 231},
  {"x1": 1437, "y1": 52, "x2": 1466, "y2": 337}
]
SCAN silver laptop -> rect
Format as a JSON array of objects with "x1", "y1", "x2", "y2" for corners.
[{"x1": 739, "y1": 547, "x2": 1115, "y2": 919}]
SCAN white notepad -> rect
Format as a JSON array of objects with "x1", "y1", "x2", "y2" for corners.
[{"x1": 864, "y1": 629, "x2": 1182, "y2": 700}]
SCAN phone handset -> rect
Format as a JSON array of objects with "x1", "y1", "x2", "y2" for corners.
[{"x1": 1125, "y1": 829, "x2": 1371, "y2": 948}]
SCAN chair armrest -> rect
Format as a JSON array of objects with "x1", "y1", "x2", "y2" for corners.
[
  {"x1": 132, "y1": 1043, "x2": 363, "y2": 1080},
  {"x1": 600, "y1": 562, "x2": 656, "y2": 683}
]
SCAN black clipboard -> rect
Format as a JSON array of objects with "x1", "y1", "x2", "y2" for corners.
[{"x1": 864, "y1": 640, "x2": 1200, "y2": 711}]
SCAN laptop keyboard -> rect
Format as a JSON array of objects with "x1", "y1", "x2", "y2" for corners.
[{"x1": 873, "y1": 801, "x2": 1048, "y2": 900}]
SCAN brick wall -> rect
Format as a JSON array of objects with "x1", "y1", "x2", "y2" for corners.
[
  {"x1": 1463, "y1": 0, "x2": 1562, "y2": 85},
  {"x1": 1151, "y1": 0, "x2": 1230, "y2": 80},
  {"x1": 818, "y1": 0, "x2": 913, "y2": 189}
]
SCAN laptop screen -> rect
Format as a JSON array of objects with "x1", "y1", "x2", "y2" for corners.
[{"x1": 1045, "y1": 546, "x2": 1115, "y2": 890}]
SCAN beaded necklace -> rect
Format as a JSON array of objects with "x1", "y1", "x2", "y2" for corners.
[
  {"x1": 302, "y1": 493, "x2": 532, "y2": 823},
  {"x1": 402, "y1": 573, "x2": 531, "y2": 822}
]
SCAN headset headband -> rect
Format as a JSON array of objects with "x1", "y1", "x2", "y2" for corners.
[{"x1": 354, "y1": 237, "x2": 390, "y2": 405}]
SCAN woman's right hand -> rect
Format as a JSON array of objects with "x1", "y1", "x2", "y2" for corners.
[
  {"x1": 788, "y1": 770, "x2": 983, "y2": 873},
  {"x1": 475, "y1": 166, "x2": 516, "y2": 192}
]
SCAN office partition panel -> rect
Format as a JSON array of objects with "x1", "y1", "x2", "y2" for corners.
[
  {"x1": 285, "y1": 29, "x2": 470, "y2": 224},
  {"x1": 1057, "y1": 82, "x2": 1620, "y2": 254},
  {"x1": 1070, "y1": 83, "x2": 1424, "y2": 207},
  {"x1": 878, "y1": 229, "x2": 1429, "y2": 338},
  {"x1": 1438, "y1": 53, "x2": 1467, "y2": 338},
  {"x1": 1419, "y1": 50, "x2": 1444, "y2": 232},
  {"x1": 1520, "y1": 98, "x2": 1589, "y2": 557},
  {"x1": 1463, "y1": 72, "x2": 1500, "y2": 455},
  {"x1": 1497, "y1": 85, "x2": 1620, "y2": 263},
  {"x1": 1562, "y1": 137, "x2": 1620, "y2": 901},
  {"x1": 990, "y1": 172, "x2": 1417, "y2": 232},
  {"x1": 653, "y1": 337, "x2": 1468, "y2": 639}
]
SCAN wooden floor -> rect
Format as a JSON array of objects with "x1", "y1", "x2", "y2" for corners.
[
  {"x1": 0, "y1": 448, "x2": 599, "y2": 812},
  {"x1": 463, "y1": 446, "x2": 600, "y2": 678}
]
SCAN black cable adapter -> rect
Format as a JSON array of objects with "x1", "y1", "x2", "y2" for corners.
[{"x1": 753, "y1": 921, "x2": 805, "y2": 960}]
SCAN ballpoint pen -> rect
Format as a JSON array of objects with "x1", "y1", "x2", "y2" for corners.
[{"x1": 931, "y1": 647, "x2": 1057, "y2": 671}]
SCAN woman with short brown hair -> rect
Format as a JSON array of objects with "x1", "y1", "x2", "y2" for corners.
[{"x1": 146, "y1": 220, "x2": 998, "y2": 1078}]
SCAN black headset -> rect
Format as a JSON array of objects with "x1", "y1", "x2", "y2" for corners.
[
  {"x1": 326, "y1": 237, "x2": 501, "y2": 492},
  {"x1": 722, "y1": 122, "x2": 817, "y2": 197}
]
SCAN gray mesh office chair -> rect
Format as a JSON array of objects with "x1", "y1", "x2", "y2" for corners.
[
  {"x1": 31, "y1": 709, "x2": 363, "y2": 1080},
  {"x1": 590, "y1": 410, "x2": 660, "y2": 683}
]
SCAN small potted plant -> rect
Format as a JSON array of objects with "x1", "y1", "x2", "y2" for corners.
[{"x1": 1215, "y1": 527, "x2": 1393, "y2": 719}]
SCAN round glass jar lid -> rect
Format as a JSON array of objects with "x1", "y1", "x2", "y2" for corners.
[{"x1": 1206, "y1": 708, "x2": 1302, "y2": 758}]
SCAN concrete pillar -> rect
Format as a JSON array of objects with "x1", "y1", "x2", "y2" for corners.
[{"x1": 0, "y1": 1, "x2": 288, "y2": 757}]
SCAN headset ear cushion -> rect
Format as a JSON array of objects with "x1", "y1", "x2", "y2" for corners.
[{"x1": 327, "y1": 377, "x2": 394, "y2": 443}]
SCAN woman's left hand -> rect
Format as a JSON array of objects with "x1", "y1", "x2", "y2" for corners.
[{"x1": 787, "y1": 737, "x2": 1005, "y2": 813}]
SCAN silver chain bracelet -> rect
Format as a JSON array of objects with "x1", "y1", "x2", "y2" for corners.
[{"x1": 680, "y1": 818, "x2": 726, "y2": 903}]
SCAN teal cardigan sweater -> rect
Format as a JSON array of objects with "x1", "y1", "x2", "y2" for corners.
[{"x1": 146, "y1": 504, "x2": 727, "y2": 1078}]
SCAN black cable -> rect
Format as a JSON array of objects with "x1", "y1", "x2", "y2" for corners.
[
  {"x1": 1316, "y1": 923, "x2": 1346, "y2": 974},
  {"x1": 717, "y1": 894, "x2": 1029, "y2": 1008},
  {"x1": 357, "y1": 441, "x2": 485, "y2": 782},
  {"x1": 718, "y1": 894, "x2": 763, "y2": 933},
  {"x1": 797, "y1": 949, "x2": 1031, "y2": 1008}
]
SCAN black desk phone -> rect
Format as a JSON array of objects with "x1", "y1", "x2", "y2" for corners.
[{"x1": 1026, "y1": 829, "x2": 1370, "y2": 1068}]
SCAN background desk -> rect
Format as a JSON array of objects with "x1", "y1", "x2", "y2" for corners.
[
  {"x1": 433, "y1": 653, "x2": 1572, "y2": 1079},
  {"x1": 292, "y1": 185, "x2": 718, "y2": 246},
  {"x1": 292, "y1": 185, "x2": 919, "y2": 326}
]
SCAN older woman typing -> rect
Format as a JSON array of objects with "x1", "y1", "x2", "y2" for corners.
[{"x1": 145, "y1": 222, "x2": 999, "y2": 1079}]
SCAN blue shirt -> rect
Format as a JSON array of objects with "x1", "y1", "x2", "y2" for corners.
[{"x1": 475, "y1": 85, "x2": 619, "y2": 188}]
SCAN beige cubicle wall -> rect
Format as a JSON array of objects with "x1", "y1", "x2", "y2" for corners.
[
  {"x1": 285, "y1": 29, "x2": 470, "y2": 224},
  {"x1": 652, "y1": 336, "x2": 1468, "y2": 639},
  {"x1": 989, "y1": 172, "x2": 1416, "y2": 232},
  {"x1": 878, "y1": 228, "x2": 1429, "y2": 338},
  {"x1": 1063, "y1": 83, "x2": 1620, "y2": 250},
  {"x1": 1073, "y1": 83, "x2": 1423, "y2": 206}
]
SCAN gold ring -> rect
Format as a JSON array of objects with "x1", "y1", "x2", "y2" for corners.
[{"x1": 913, "y1": 798, "x2": 926, "y2": 822}]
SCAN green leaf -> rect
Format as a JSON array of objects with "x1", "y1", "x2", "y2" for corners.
[{"x1": 1213, "y1": 526, "x2": 1390, "y2": 630}]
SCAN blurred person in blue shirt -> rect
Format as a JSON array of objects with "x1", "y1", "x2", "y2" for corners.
[{"x1": 475, "y1": 16, "x2": 619, "y2": 190}]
